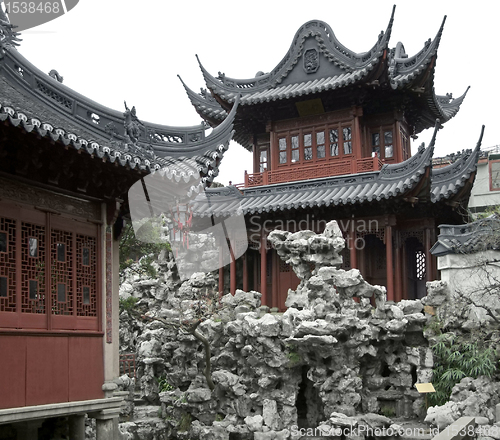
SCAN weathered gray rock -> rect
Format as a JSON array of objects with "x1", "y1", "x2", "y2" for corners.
[{"x1": 119, "y1": 221, "x2": 480, "y2": 438}]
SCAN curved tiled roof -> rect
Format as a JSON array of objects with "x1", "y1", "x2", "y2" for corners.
[
  {"x1": 430, "y1": 126, "x2": 484, "y2": 203},
  {"x1": 183, "y1": 6, "x2": 467, "y2": 139},
  {"x1": 387, "y1": 17, "x2": 445, "y2": 90},
  {"x1": 193, "y1": 139, "x2": 434, "y2": 218},
  {"x1": 431, "y1": 215, "x2": 500, "y2": 257},
  {"x1": 194, "y1": 7, "x2": 395, "y2": 107},
  {"x1": 178, "y1": 76, "x2": 227, "y2": 126},
  {"x1": 0, "y1": 47, "x2": 238, "y2": 184}
]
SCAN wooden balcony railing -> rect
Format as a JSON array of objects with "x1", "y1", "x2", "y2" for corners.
[{"x1": 243, "y1": 156, "x2": 383, "y2": 188}]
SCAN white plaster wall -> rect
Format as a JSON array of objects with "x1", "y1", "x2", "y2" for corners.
[
  {"x1": 438, "y1": 250, "x2": 500, "y2": 323},
  {"x1": 469, "y1": 162, "x2": 500, "y2": 211}
]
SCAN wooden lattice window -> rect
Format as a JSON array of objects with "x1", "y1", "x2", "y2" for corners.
[
  {"x1": 316, "y1": 131, "x2": 326, "y2": 159},
  {"x1": 76, "y1": 234, "x2": 98, "y2": 317},
  {"x1": 291, "y1": 135, "x2": 300, "y2": 163},
  {"x1": 0, "y1": 207, "x2": 99, "y2": 329},
  {"x1": 259, "y1": 147, "x2": 268, "y2": 172},
  {"x1": 329, "y1": 129, "x2": 339, "y2": 156},
  {"x1": 400, "y1": 126, "x2": 410, "y2": 160},
  {"x1": 416, "y1": 250, "x2": 426, "y2": 281},
  {"x1": 21, "y1": 222, "x2": 46, "y2": 314},
  {"x1": 51, "y1": 229, "x2": 73, "y2": 315},
  {"x1": 371, "y1": 127, "x2": 394, "y2": 160},
  {"x1": 0, "y1": 217, "x2": 16, "y2": 312},
  {"x1": 490, "y1": 160, "x2": 500, "y2": 191},
  {"x1": 278, "y1": 138, "x2": 287, "y2": 164},
  {"x1": 342, "y1": 127, "x2": 352, "y2": 155},
  {"x1": 274, "y1": 118, "x2": 353, "y2": 168},
  {"x1": 304, "y1": 133, "x2": 313, "y2": 161}
]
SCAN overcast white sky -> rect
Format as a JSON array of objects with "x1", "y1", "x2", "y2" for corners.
[{"x1": 13, "y1": 0, "x2": 500, "y2": 185}]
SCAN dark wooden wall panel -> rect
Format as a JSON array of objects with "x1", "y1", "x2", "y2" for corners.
[
  {"x1": 25, "y1": 337, "x2": 69, "y2": 406},
  {"x1": 0, "y1": 336, "x2": 26, "y2": 409},
  {"x1": 69, "y1": 336, "x2": 104, "y2": 401}
]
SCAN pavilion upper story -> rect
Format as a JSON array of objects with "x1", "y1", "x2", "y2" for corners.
[{"x1": 181, "y1": 6, "x2": 468, "y2": 187}]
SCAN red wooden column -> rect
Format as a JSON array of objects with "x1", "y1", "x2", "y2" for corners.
[
  {"x1": 230, "y1": 252, "x2": 236, "y2": 295},
  {"x1": 385, "y1": 224, "x2": 394, "y2": 301},
  {"x1": 394, "y1": 232, "x2": 403, "y2": 302},
  {"x1": 425, "y1": 228, "x2": 433, "y2": 282},
  {"x1": 271, "y1": 251, "x2": 279, "y2": 309},
  {"x1": 218, "y1": 240, "x2": 224, "y2": 294},
  {"x1": 260, "y1": 234, "x2": 267, "y2": 306},
  {"x1": 349, "y1": 230, "x2": 357, "y2": 269},
  {"x1": 253, "y1": 249, "x2": 258, "y2": 292},
  {"x1": 242, "y1": 252, "x2": 248, "y2": 292}
]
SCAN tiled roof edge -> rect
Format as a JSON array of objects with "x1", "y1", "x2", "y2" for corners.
[{"x1": 430, "y1": 125, "x2": 484, "y2": 202}]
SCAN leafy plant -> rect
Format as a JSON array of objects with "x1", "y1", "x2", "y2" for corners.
[
  {"x1": 157, "y1": 376, "x2": 174, "y2": 392},
  {"x1": 119, "y1": 219, "x2": 171, "y2": 277},
  {"x1": 380, "y1": 405, "x2": 395, "y2": 418},
  {"x1": 424, "y1": 317, "x2": 443, "y2": 336},
  {"x1": 178, "y1": 413, "x2": 192, "y2": 432},
  {"x1": 119, "y1": 296, "x2": 138, "y2": 313},
  {"x1": 429, "y1": 332, "x2": 497, "y2": 406},
  {"x1": 286, "y1": 347, "x2": 301, "y2": 367}
]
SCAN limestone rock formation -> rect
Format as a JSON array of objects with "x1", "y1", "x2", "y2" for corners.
[{"x1": 117, "y1": 221, "x2": 440, "y2": 439}]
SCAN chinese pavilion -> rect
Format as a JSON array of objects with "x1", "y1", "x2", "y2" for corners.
[
  {"x1": 0, "y1": 17, "x2": 235, "y2": 440},
  {"x1": 183, "y1": 6, "x2": 482, "y2": 310}
]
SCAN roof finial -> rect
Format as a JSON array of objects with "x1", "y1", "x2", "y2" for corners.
[
  {"x1": 475, "y1": 125, "x2": 485, "y2": 151},
  {"x1": 429, "y1": 119, "x2": 442, "y2": 149}
]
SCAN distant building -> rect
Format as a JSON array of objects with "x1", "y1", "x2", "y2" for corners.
[
  {"x1": 184, "y1": 6, "x2": 481, "y2": 308},
  {"x1": 469, "y1": 147, "x2": 500, "y2": 213}
]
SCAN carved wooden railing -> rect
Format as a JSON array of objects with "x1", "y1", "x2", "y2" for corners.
[
  {"x1": 2, "y1": 49, "x2": 207, "y2": 148},
  {"x1": 119, "y1": 353, "x2": 136, "y2": 378},
  {"x1": 243, "y1": 156, "x2": 383, "y2": 187}
]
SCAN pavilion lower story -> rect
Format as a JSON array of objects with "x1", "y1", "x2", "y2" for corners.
[{"x1": 219, "y1": 214, "x2": 438, "y2": 311}]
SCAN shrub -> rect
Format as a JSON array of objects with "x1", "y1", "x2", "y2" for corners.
[
  {"x1": 157, "y1": 376, "x2": 174, "y2": 393},
  {"x1": 119, "y1": 296, "x2": 138, "y2": 313},
  {"x1": 429, "y1": 332, "x2": 497, "y2": 406}
]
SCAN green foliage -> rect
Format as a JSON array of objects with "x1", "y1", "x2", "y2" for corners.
[
  {"x1": 178, "y1": 413, "x2": 192, "y2": 432},
  {"x1": 157, "y1": 376, "x2": 175, "y2": 393},
  {"x1": 286, "y1": 346, "x2": 301, "y2": 367},
  {"x1": 429, "y1": 332, "x2": 497, "y2": 406},
  {"x1": 380, "y1": 405, "x2": 396, "y2": 418},
  {"x1": 119, "y1": 296, "x2": 138, "y2": 313},
  {"x1": 119, "y1": 220, "x2": 171, "y2": 276},
  {"x1": 215, "y1": 414, "x2": 224, "y2": 422},
  {"x1": 424, "y1": 317, "x2": 443, "y2": 336}
]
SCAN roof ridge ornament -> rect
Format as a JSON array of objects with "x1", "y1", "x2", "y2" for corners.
[
  {"x1": 0, "y1": 5, "x2": 21, "y2": 54},
  {"x1": 123, "y1": 101, "x2": 144, "y2": 145}
]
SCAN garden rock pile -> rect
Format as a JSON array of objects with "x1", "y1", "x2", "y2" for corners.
[
  {"x1": 425, "y1": 376, "x2": 500, "y2": 430},
  {"x1": 116, "y1": 221, "x2": 443, "y2": 439}
]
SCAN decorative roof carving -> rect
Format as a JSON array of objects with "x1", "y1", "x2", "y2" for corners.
[
  {"x1": 183, "y1": 6, "x2": 467, "y2": 138},
  {"x1": 0, "y1": 48, "x2": 239, "y2": 185},
  {"x1": 430, "y1": 126, "x2": 484, "y2": 203},
  {"x1": 0, "y1": 9, "x2": 21, "y2": 54},
  {"x1": 387, "y1": 16, "x2": 445, "y2": 89}
]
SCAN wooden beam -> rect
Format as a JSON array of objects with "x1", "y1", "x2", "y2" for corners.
[
  {"x1": 260, "y1": 234, "x2": 267, "y2": 306},
  {"x1": 385, "y1": 224, "x2": 394, "y2": 301}
]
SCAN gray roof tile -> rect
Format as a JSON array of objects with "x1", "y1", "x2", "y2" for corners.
[
  {"x1": 0, "y1": 48, "x2": 238, "y2": 184},
  {"x1": 193, "y1": 140, "x2": 434, "y2": 217}
]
